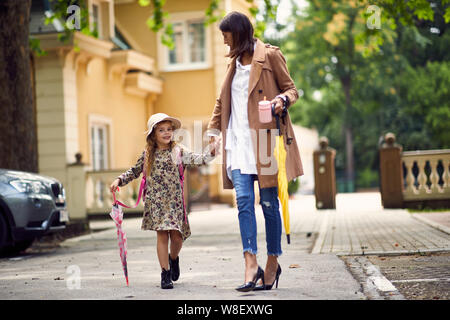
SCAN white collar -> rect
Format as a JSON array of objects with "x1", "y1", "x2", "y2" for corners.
[{"x1": 236, "y1": 58, "x2": 251, "y2": 70}]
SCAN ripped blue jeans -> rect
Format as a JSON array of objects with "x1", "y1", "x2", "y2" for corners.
[{"x1": 231, "y1": 169, "x2": 282, "y2": 257}]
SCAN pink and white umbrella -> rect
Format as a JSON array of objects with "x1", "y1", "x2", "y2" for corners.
[
  {"x1": 109, "y1": 176, "x2": 146, "y2": 286},
  {"x1": 110, "y1": 197, "x2": 129, "y2": 286}
]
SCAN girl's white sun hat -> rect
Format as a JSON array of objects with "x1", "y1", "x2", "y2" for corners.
[{"x1": 146, "y1": 113, "x2": 181, "y2": 138}]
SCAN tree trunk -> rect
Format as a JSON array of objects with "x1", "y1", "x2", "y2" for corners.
[
  {"x1": 0, "y1": 0, "x2": 38, "y2": 172},
  {"x1": 342, "y1": 76, "x2": 355, "y2": 190},
  {"x1": 344, "y1": 126, "x2": 354, "y2": 186}
]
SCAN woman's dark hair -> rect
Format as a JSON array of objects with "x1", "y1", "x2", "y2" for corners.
[{"x1": 219, "y1": 11, "x2": 255, "y2": 59}]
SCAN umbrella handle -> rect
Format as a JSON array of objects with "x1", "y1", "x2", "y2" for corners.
[
  {"x1": 271, "y1": 104, "x2": 287, "y2": 117},
  {"x1": 112, "y1": 187, "x2": 121, "y2": 206},
  {"x1": 271, "y1": 104, "x2": 287, "y2": 132},
  {"x1": 112, "y1": 188, "x2": 118, "y2": 206},
  {"x1": 271, "y1": 104, "x2": 279, "y2": 132},
  {"x1": 112, "y1": 176, "x2": 146, "y2": 209}
]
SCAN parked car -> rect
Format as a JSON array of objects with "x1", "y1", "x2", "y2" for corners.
[{"x1": 0, "y1": 169, "x2": 68, "y2": 254}]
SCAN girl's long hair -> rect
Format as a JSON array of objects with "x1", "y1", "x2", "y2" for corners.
[
  {"x1": 143, "y1": 121, "x2": 177, "y2": 177},
  {"x1": 219, "y1": 11, "x2": 255, "y2": 59}
]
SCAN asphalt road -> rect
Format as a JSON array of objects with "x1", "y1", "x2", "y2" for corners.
[
  {"x1": 1, "y1": 194, "x2": 449, "y2": 301},
  {"x1": 366, "y1": 252, "x2": 450, "y2": 300},
  {"x1": 0, "y1": 208, "x2": 365, "y2": 300}
]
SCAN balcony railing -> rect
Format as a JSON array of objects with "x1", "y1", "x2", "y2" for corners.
[
  {"x1": 86, "y1": 169, "x2": 144, "y2": 214},
  {"x1": 402, "y1": 150, "x2": 450, "y2": 201},
  {"x1": 379, "y1": 132, "x2": 450, "y2": 208}
]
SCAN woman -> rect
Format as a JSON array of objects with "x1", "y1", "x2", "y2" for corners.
[{"x1": 207, "y1": 11, "x2": 303, "y2": 292}]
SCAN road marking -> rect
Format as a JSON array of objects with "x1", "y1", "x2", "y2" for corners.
[
  {"x1": 344, "y1": 256, "x2": 405, "y2": 299},
  {"x1": 366, "y1": 264, "x2": 398, "y2": 292},
  {"x1": 391, "y1": 278, "x2": 450, "y2": 283}
]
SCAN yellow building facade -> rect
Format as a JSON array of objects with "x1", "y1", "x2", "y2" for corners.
[{"x1": 32, "y1": 0, "x2": 254, "y2": 219}]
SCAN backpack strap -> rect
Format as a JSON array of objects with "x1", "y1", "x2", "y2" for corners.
[{"x1": 176, "y1": 146, "x2": 188, "y2": 224}]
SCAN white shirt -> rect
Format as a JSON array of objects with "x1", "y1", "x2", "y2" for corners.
[{"x1": 225, "y1": 58, "x2": 257, "y2": 181}]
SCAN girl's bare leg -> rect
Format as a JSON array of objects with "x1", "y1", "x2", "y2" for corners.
[
  {"x1": 156, "y1": 231, "x2": 169, "y2": 270},
  {"x1": 169, "y1": 230, "x2": 183, "y2": 259}
]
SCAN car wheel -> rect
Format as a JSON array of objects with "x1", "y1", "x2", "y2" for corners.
[
  {"x1": 0, "y1": 213, "x2": 10, "y2": 253},
  {"x1": 9, "y1": 239, "x2": 34, "y2": 254}
]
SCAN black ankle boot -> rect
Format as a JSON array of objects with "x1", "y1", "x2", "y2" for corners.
[
  {"x1": 169, "y1": 255, "x2": 180, "y2": 281},
  {"x1": 161, "y1": 268, "x2": 173, "y2": 289}
]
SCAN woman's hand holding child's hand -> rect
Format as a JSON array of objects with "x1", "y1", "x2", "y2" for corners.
[{"x1": 110, "y1": 179, "x2": 120, "y2": 193}]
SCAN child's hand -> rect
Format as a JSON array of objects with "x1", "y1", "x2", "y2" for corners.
[
  {"x1": 110, "y1": 179, "x2": 120, "y2": 193},
  {"x1": 209, "y1": 136, "x2": 221, "y2": 156}
]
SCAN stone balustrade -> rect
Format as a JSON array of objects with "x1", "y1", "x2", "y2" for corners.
[
  {"x1": 85, "y1": 169, "x2": 144, "y2": 215},
  {"x1": 379, "y1": 132, "x2": 450, "y2": 208},
  {"x1": 402, "y1": 149, "x2": 450, "y2": 201}
]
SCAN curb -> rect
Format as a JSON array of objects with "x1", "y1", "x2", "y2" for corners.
[
  {"x1": 343, "y1": 256, "x2": 405, "y2": 300},
  {"x1": 411, "y1": 214, "x2": 450, "y2": 235},
  {"x1": 336, "y1": 247, "x2": 450, "y2": 257}
]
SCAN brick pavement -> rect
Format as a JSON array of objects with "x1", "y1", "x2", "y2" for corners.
[
  {"x1": 2, "y1": 192, "x2": 449, "y2": 300},
  {"x1": 303, "y1": 193, "x2": 450, "y2": 255},
  {"x1": 89, "y1": 192, "x2": 450, "y2": 257}
]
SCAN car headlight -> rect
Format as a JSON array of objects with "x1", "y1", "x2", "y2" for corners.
[{"x1": 10, "y1": 180, "x2": 49, "y2": 194}]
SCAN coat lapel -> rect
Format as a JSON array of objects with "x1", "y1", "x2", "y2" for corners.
[{"x1": 248, "y1": 39, "x2": 266, "y2": 98}]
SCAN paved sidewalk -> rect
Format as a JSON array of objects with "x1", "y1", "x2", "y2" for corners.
[
  {"x1": 0, "y1": 207, "x2": 363, "y2": 300},
  {"x1": 309, "y1": 193, "x2": 450, "y2": 255},
  {"x1": 87, "y1": 193, "x2": 450, "y2": 257},
  {"x1": 1, "y1": 192, "x2": 449, "y2": 300}
]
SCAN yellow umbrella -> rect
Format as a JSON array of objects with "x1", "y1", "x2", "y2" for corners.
[{"x1": 272, "y1": 105, "x2": 290, "y2": 244}]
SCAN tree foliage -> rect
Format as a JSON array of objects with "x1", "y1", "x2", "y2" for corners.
[{"x1": 281, "y1": 0, "x2": 449, "y2": 189}]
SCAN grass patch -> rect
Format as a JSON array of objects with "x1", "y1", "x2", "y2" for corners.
[{"x1": 407, "y1": 207, "x2": 450, "y2": 213}]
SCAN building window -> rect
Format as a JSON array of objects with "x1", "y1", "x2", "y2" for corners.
[
  {"x1": 91, "y1": 4, "x2": 99, "y2": 35},
  {"x1": 90, "y1": 123, "x2": 109, "y2": 171},
  {"x1": 89, "y1": 116, "x2": 111, "y2": 203},
  {"x1": 158, "y1": 13, "x2": 210, "y2": 72},
  {"x1": 168, "y1": 22, "x2": 184, "y2": 65},
  {"x1": 89, "y1": 0, "x2": 114, "y2": 40},
  {"x1": 188, "y1": 21, "x2": 206, "y2": 63},
  {"x1": 168, "y1": 19, "x2": 206, "y2": 67}
]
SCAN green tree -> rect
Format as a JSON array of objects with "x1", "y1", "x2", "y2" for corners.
[
  {"x1": 283, "y1": 0, "x2": 375, "y2": 190},
  {"x1": 282, "y1": 0, "x2": 449, "y2": 190}
]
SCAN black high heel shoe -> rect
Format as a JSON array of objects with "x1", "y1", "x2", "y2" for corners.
[
  {"x1": 254, "y1": 264, "x2": 282, "y2": 290},
  {"x1": 235, "y1": 266, "x2": 265, "y2": 292}
]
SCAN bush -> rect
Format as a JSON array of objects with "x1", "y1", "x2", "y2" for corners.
[
  {"x1": 288, "y1": 178, "x2": 300, "y2": 195},
  {"x1": 356, "y1": 168, "x2": 378, "y2": 189}
]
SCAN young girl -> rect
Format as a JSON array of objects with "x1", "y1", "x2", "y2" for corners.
[{"x1": 110, "y1": 113, "x2": 220, "y2": 289}]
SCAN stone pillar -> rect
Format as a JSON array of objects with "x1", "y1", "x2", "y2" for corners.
[
  {"x1": 66, "y1": 153, "x2": 87, "y2": 220},
  {"x1": 313, "y1": 137, "x2": 337, "y2": 209},
  {"x1": 379, "y1": 133, "x2": 404, "y2": 208}
]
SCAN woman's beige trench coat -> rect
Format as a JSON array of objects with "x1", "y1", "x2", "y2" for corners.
[{"x1": 207, "y1": 38, "x2": 304, "y2": 189}]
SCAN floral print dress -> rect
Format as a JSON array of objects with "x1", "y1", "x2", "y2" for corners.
[{"x1": 117, "y1": 145, "x2": 213, "y2": 241}]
